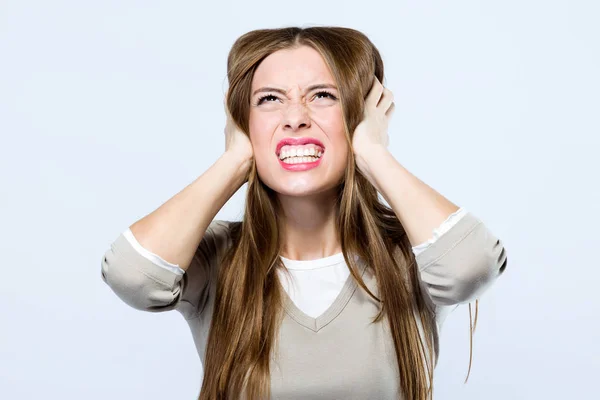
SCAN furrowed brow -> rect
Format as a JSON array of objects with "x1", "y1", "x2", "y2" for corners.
[{"x1": 252, "y1": 83, "x2": 337, "y2": 97}]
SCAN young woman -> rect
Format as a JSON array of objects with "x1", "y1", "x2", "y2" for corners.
[{"x1": 101, "y1": 26, "x2": 507, "y2": 400}]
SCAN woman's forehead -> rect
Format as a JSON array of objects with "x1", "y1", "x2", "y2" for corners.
[{"x1": 252, "y1": 47, "x2": 334, "y2": 90}]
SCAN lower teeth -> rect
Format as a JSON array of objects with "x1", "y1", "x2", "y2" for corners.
[{"x1": 282, "y1": 156, "x2": 320, "y2": 164}]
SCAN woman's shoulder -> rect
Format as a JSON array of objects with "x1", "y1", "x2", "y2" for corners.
[
  {"x1": 198, "y1": 219, "x2": 242, "y2": 260},
  {"x1": 204, "y1": 219, "x2": 240, "y2": 242}
]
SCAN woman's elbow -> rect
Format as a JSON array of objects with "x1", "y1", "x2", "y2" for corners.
[
  {"x1": 450, "y1": 238, "x2": 508, "y2": 304},
  {"x1": 100, "y1": 243, "x2": 182, "y2": 312}
]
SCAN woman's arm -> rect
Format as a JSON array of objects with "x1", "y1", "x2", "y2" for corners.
[
  {"x1": 101, "y1": 218, "x2": 232, "y2": 316},
  {"x1": 100, "y1": 151, "x2": 249, "y2": 315},
  {"x1": 127, "y1": 100, "x2": 253, "y2": 271},
  {"x1": 128, "y1": 151, "x2": 250, "y2": 271},
  {"x1": 352, "y1": 76, "x2": 461, "y2": 246},
  {"x1": 356, "y1": 147, "x2": 507, "y2": 305},
  {"x1": 100, "y1": 153, "x2": 250, "y2": 316},
  {"x1": 101, "y1": 104, "x2": 254, "y2": 315},
  {"x1": 355, "y1": 145, "x2": 460, "y2": 248}
]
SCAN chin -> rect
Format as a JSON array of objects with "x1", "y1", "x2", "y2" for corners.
[
  {"x1": 272, "y1": 177, "x2": 343, "y2": 199},
  {"x1": 276, "y1": 186, "x2": 325, "y2": 197},
  {"x1": 255, "y1": 159, "x2": 343, "y2": 197}
]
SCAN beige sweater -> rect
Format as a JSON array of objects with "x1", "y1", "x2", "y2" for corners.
[{"x1": 101, "y1": 211, "x2": 507, "y2": 399}]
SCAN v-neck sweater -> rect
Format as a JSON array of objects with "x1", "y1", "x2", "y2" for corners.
[
  {"x1": 120, "y1": 208, "x2": 467, "y2": 321},
  {"x1": 101, "y1": 210, "x2": 507, "y2": 399}
]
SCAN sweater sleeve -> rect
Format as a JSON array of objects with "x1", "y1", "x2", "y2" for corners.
[
  {"x1": 411, "y1": 207, "x2": 468, "y2": 257},
  {"x1": 414, "y1": 211, "x2": 507, "y2": 307},
  {"x1": 100, "y1": 219, "x2": 232, "y2": 319},
  {"x1": 122, "y1": 228, "x2": 185, "y2": 276}
]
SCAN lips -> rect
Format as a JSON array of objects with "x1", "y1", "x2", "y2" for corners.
[{"x1": 275, "y1": 137, "x2": 325, "y2": 156}]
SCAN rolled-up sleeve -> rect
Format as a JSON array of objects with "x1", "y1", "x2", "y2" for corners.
[
  {"x1": 100, "y1": 220, "x2": 232, "y2": 319},
  {"x1": 415, "y1": 211, "x2": 508, "y2": 306},
  {"x1": 101, "y1": 233, "x2": 185, "y2": 312}
]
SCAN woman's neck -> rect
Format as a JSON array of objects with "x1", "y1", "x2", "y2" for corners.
[{"x1": 277, "y1": 190, "x2": 342, "y2": 261}]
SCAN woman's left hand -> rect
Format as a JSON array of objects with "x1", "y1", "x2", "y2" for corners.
[{"x1": 352, "y1": 75, "x2": 396, "y2": 177}]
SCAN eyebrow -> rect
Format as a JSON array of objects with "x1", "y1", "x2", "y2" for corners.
[{"x1": 251, "y1": 83, "x2": 338, "y2": 97}]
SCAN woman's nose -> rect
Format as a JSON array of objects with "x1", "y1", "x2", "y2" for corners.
[{"x1": 282, "y1": 102, "x2": 311, "y2": 131}]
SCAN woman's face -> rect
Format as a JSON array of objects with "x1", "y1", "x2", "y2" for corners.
[{"x1": 248, "y1": 45, "x2": 348, "y2": 197}]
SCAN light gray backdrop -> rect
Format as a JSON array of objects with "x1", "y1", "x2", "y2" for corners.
[{"x1": 1, "y1": 0, "x2": 598, "y2": 398}]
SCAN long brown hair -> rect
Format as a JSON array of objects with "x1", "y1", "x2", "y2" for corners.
[{"x1": 199, "y1": 26, "x2": 478, "y2": 400}]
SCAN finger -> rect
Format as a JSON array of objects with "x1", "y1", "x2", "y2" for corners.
[
  {"x1": 385, "y1": 102, "x2": 396, "y2": 118},
  {"x1": 378, "y1": 88, "x2": 394, "y2": 111},
  {"x1": 365, "y1": 75, "x2": 384, "y2": 109}
]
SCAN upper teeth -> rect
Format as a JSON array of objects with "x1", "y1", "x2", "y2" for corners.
[{"x1": 279, "y1": 145, "x2": 323, "y2": 160}]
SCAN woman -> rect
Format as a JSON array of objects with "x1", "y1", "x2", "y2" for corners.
[{"x1": 101, "y1": 26, "x2": 507, "y2": 400}]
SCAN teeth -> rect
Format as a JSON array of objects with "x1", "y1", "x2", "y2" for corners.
[
  {"x1": 279, "y1": 147, "x2": 323, "y2": 160},
  {"x1": 278, "y1": 145, "x2": 324, "y2": 160},
  {"x1": 282, "y1": 156, "x2": 319, "y2": 164}
]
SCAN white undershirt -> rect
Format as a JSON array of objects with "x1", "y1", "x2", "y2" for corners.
[{"x1": 122, "y1": 207, "x2": 467, "y2": 318}]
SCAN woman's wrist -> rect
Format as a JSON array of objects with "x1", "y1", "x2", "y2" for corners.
[{"x1": 221, "y1": 150, "x2": 253, "y2": 182}]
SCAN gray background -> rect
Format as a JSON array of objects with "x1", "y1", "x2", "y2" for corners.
[{"x1": 1, "y1": 0, "x2": 598, "y2": 398}]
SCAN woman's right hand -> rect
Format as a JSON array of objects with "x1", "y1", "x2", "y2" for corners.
[{"x1": 223, "y1": 96, "x2": 254, "y2": 168}]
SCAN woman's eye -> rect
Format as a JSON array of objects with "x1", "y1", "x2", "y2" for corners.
[
  {"x1": 257, "y1": 94, "x2": 279, "y2": 105},
  {"x1": 314, "y1": 91, "x2": 337, "y2": 100},
  {"x1": 256, "y1": 91, "x2": 337, "y2": 105}
]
